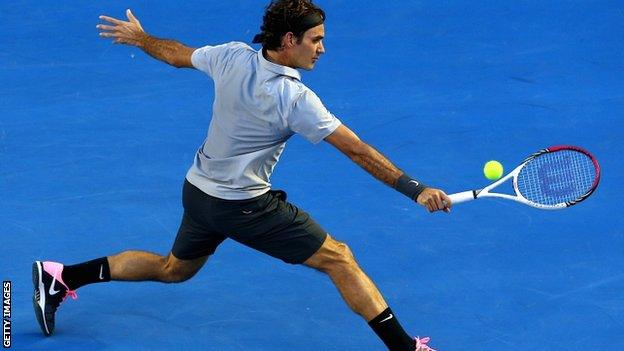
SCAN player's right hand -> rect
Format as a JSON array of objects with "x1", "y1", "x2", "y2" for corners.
[
  {"x1": 97, "y1": 9, "x2": 147, "y2": 47},
  {"x1": 417, "y1": 188, "x2": 452, "y2": 213}
]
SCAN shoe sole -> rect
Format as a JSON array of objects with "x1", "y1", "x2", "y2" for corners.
[{"x1": 32, "y1": 261, "x2": 51, "y2": 336}]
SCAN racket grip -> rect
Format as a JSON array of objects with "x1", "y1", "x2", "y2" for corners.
[{"x1": 448, "y1": 190, "x2": 477, "y2": 204}]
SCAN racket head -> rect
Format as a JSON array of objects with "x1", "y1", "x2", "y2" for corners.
[{"x1": 512, "y1": 145, "x2": 601, "y2": 209}]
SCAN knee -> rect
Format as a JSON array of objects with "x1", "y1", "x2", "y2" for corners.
[
  {"x1": 335, "y1": 242, "x2": 356, "y2": 265},
  {"x1": 161, "y1": 258, "x2": 195, "y2": 284},
  {"x1": 319, "y1": 241, "x2": 358, "y2": 274}
]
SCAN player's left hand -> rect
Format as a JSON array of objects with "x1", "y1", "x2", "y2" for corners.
[
  {"x1": 417, "y1": 188, "x2": 452, "y2": 213},
  {"x1": 97, "y1": 9, "x2": 147, "y2": 47}
]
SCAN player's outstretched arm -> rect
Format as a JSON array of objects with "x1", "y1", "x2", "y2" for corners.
[
  {"x1": 325, "y1": 124, "x2": 451, "y2": 213},
  {"x1": 97, "y1": 9, "x2": 195, "y2": 68}
]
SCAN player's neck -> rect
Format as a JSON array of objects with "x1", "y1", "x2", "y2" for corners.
[{"x1": 264, "y1": 48, "x2": 295, "y2": 69}]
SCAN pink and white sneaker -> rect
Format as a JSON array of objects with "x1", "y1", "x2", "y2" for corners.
[
  {"x1": 415, "y1": 336, "x2": 437, "y2": 351},
  {"x1": 32, "y1": 261, "x2": 78, "y2": 336}
]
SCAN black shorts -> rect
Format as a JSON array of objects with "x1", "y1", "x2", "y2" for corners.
[{"x1": 171, "y1": 180, "x2": 328, "y2": 264}]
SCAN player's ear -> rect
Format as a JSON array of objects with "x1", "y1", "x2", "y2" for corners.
[{"x1": 283, "y1": 32, "x2": 295, "y2": 48}]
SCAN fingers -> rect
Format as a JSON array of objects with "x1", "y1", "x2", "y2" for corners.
[
  {"x1": 98, "y1": 11, "x2": 145, "y2": 46},
  {"x1": 96, "y1": 24, "x2": 116, "y2": 32},
  {"x1": 97, "y1": 16, "x2": 126, "y2": 40},
  {"x1": 426, "y1": 198, "x2": 436, "y2": 213},
  {"x1": 428, "y1": 197, "x2": 444, "y2": 212},
  {"x1": 126, "y1": 9, "x2": 138, "y2": 23},
  {"x1": 424, "y1": 195, "x2": 439, "y2": 213},
  {"x1": 433, "y1": 193, "x2": 445, "y2": 211},
  {"x1": 98, "y1": 30, "x2": 138, "y2": 45},
  {"x1": 98, "y1": 31, "x2": 128, "y2": 39},
  {"x1": 441, "y1": 192, "x2": 452, "y2": 212},
  {"x1": 99, "y1": 15, "x2": 125, "y2": 25},
  {"x1": 419, "y1": 189, "x2": 452, "y2": 214},
  {"x1": 424, "y1": 199, "x2": 434, "y2": 212}
]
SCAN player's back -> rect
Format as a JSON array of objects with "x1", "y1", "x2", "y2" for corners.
[
  {"x1": 186, "y1": 42, "x2": 304, "y2": 200},
  {"x1": 202, "y1": 42, "x2": 301, "y2": 159}
]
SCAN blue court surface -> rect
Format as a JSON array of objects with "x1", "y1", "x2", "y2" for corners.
[{"x1": 2, "y1": 1, "x2": 622, "y2": 350}]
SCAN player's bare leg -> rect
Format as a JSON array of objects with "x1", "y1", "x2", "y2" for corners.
[
  {"x1": 304, "y1": 235, "x2": 435, "y2": 351},
  {"x1": 108, "y1": 251, "x2": 208, "y2": 283},
  {"x1": 304, "y1": 235, "x2": 387, "y2": 320},
  {"x1": 32, "y1": 251, "x2": 207, "y2": 336}
]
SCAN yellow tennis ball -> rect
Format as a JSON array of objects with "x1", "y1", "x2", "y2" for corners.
[{"x1": 483, "y1": 160, "x2": 504, "y2": 180}]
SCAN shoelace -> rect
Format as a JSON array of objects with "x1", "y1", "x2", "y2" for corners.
[
  {"x1": 415, "y1": 337, "x2": 436, "y2": 351},
  {"x1": 48, "y1": 288, "x2": 77, "y2": 310},
  {"x1": 49, "y1": 265, "x2": 78, "y2": 302},
  {"x1": 63, "y1": 290, "x2": 78, "y2": 301}
]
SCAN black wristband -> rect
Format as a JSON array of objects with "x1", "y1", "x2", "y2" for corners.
[{"x1": 394, "y1": 174, "x2": 427, "y2": 201}]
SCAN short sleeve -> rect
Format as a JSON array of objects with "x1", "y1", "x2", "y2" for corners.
[
  {"x1": 191, "y1": 42, "x2": 248, "y2": 79},
  {"x1": 289, "y1": 89, "x2": 342, "y2": 144}
]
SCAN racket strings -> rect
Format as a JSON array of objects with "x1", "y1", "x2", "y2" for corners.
[{"x1": 517, "y1": 150, "x2": 596, "y2": 205}]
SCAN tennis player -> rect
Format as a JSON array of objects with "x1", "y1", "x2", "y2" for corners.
[{"x1": 32, "y1": 1, "x2": 451, "y2": 350}]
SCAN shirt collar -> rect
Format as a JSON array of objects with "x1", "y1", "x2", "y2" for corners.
[{"x1": 258, "y1": 49, "x2": 302, "y2": 81}]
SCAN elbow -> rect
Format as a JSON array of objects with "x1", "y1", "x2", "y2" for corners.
[
  {"x1": 170, "y1": 55, "x2": 192, "y2": 68},
  {"x1": 171, "y1": 60, "x2": 186, "y2": 68}
]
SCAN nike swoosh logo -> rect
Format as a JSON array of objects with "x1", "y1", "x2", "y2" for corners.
[
  {"x1": 379, "y1": 314, "x2": 394, "y2": 323},
  {"x1": 242, "y1": 210, "x2": 253, "y2": 214},
  {"x1": 99, "y1": 265, "x2": 104, "y2": 280},
  {"x1": 49, "y1": 274, "x2": 60, "y2": 295},
  {"x1": 408, "y1": 180, "x2": 420, "y2": 186}
]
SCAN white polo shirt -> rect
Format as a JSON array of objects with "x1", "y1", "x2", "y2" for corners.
[{"x1": 186, "y1": 41, "x2": 342, "y2": 200}]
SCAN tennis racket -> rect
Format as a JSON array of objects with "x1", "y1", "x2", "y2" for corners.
[{"x1": 448, "y1": 145, "x2": 601, "y2": 210}]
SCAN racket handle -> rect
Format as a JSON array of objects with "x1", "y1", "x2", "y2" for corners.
[{"x1": 448, "y1": 190, "x2": 477, "y2": 204}]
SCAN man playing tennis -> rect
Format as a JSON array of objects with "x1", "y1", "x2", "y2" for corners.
[{"x1": 32, "y1": 1, "x2": 451, "y2": 350}]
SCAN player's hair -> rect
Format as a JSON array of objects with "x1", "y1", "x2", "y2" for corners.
[{"x1": 253, "y1": 0, "x2": 325, "y2": 50}]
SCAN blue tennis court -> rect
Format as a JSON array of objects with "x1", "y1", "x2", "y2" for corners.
[{"x1": 2, "y1": 1, "x2": 622, "y2": 350}]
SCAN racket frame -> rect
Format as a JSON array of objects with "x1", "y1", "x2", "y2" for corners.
[{"x1": 448, "y1": 145, "x2": 600, "y2": 210}]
